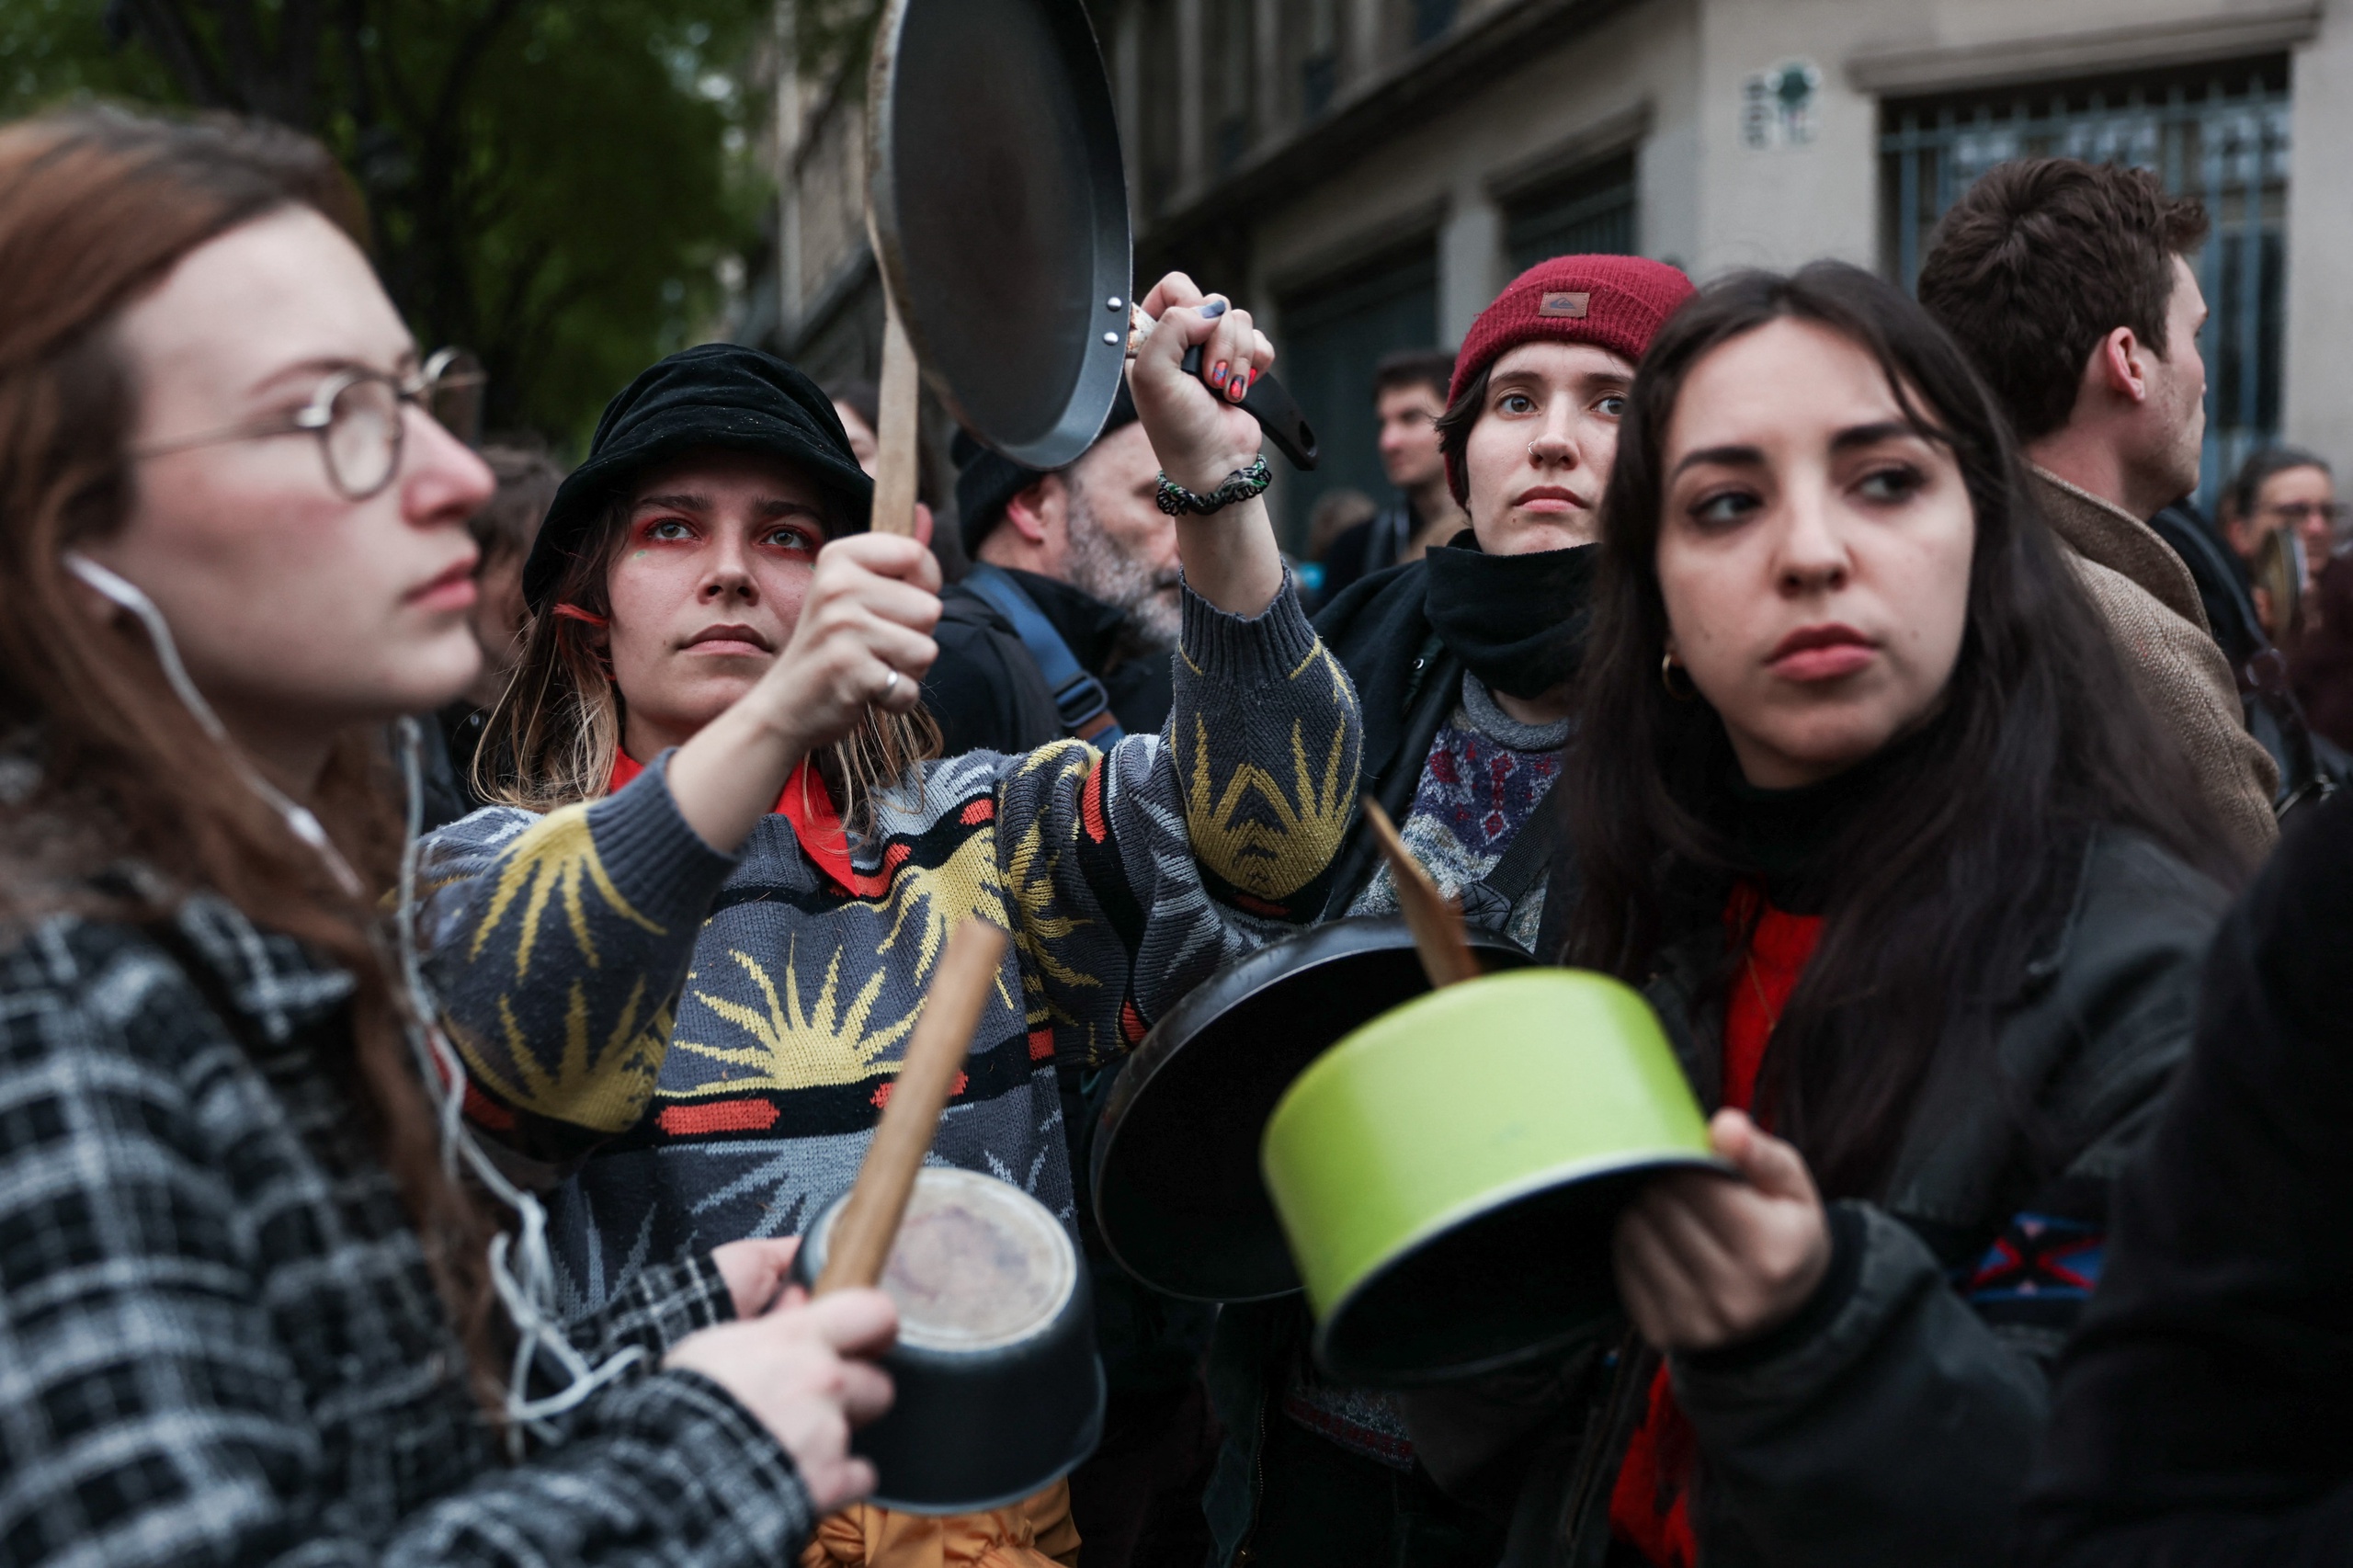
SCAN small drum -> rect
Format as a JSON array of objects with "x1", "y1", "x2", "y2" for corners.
[{"x1": 794, "y1": 1166, "x2": 1105, "y2": 1513}]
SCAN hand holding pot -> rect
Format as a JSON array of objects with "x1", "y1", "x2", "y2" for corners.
[
  {"x1": 1612, "y1": 1109, "x2": 1832, "y2": 1354},
  {"x1": 1130, "y1": 270, "x2": 1273, "y2": 493},
  {"x1": 712, "y1": 1235, "x2": 806, "y2": 1317},
  {"x1": 665, "y1": 1283, "x2": 900, "y2": 1512}
]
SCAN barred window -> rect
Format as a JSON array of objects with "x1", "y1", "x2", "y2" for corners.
[{"x1": 1881, "y1": 58, "x2": 2290, "y2": 510}]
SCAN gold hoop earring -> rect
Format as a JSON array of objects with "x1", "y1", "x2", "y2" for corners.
[{"x1": 1661, "y1": 651, "x2": 1699, "y2": 702}]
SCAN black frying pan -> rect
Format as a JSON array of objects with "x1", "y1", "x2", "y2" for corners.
[{"x1": 867, "y1": 0, "x2": 1317, "y2": 478}]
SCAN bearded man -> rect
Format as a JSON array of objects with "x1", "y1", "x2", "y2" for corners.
[{"x1": 923, "y1": 381, "x2": 1187, "y2": 754}]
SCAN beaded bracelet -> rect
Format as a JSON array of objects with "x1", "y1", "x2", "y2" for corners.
[{"x1": 1155, "y1": 453, "x2": 1273, "y2": 517}]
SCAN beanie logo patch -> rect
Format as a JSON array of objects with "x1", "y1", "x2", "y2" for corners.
[{"x1": 1540, "y1": 291, "x2": 1592, "y2": 318}]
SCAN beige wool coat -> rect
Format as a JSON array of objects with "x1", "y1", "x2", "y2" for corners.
[{"x1": 2030, "y1": 466, "x2": 2278, "y2": 868}]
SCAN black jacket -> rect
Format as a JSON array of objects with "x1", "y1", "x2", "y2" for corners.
[
  {"x1": 1318, "y1": 503, "x2": 1414, "y2": 606},
  {"x1": 2018, "y1": 794, "x2": 2353, "y2": 1566},
  {"x1": 1395, "y1": 830, "x2": 2228, "y2": 1567},
  {"x1": 921, "y1": 566, "x2": 1175, "y2": 756},
  {"x1": 1308, "y1": 557, "x2": 1460, "y2": 917}
]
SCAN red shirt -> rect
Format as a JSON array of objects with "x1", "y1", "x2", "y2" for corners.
[
  {"x1": 1608, "y1": 882, "x2": 1824, "y2": 1566},
  {"x1": 607, "y1": 750, "x2": 889, "y2": 898}
]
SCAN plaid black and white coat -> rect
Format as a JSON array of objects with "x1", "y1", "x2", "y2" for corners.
[{"x1": 0, "y1": 891, "x2": 817, "y2": 1568}]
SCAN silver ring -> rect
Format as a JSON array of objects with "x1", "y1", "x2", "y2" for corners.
[{"x1": 879, "y1": 668, "x2": 902, "y2": 701}]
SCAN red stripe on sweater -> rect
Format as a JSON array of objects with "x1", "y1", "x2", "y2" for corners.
[{"x1": 656, "y1": 1098, "x2": 781, "y2": 1136}]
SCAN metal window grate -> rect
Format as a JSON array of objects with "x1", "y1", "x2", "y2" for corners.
[
  {"x1": 1881, "y1": 61, "x2": 2290, "y2": 510},
  {"x1": 1505, "y1": 153, "x2": 1639, "y2": 273}
]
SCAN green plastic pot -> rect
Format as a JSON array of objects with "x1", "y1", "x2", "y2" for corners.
[{"x1": 1261, "y1": 968, "x2": 1719, "y2": 1386}]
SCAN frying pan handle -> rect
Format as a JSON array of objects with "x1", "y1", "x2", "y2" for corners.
[{"x1": 1179, "y1": 346, "x2": 1320, "y2": 472}]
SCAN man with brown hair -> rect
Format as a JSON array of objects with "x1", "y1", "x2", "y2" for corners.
[
  {"x1": 1317, "y1": 348, "x2": 1468, "y2": 600},
  {"x1": 1920, "y1": 156, "x2": 2278, "y2": 865}
]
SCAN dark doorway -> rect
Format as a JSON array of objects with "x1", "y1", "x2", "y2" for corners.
[{"x1": 1274, "y1": 242, "x2": 1440, "y2": 551}]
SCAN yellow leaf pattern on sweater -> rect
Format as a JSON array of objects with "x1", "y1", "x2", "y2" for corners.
[
  {"x1": 672, "y1": 940, "x2": 915, "y2": 1093},
  {"x1": 874, "y1": 827, "x2": 1008, "y2": 980},
  {"x1": 1181, "y1": 645, "x2": 1357, "y2": 898},
  {"x1": 444, "y1": 975, "x2": 668, "y2": 1134},
  {"x1": 468, "y1": 803, "x2": 665, "y2": 979}
]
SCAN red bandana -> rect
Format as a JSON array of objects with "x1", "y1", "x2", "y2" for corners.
[{"x1": 606, "y1": 750, "x2": 887, "y2": 898}]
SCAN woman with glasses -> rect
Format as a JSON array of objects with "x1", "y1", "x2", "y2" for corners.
[
  {"x1": 2221, "y1": 447, "x2": 2344, "y2": 642},
  {"x1": 0, "y1": 107, "x2": 903, "y2": 1568}
]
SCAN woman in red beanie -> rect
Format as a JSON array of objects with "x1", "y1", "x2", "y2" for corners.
[
  {"x1": 1204, "y1": 255, "x2": 1694, "y2": 1568},
  {"x1": 1309, "y1": 253, "x2": 1695, "y2": 941}
]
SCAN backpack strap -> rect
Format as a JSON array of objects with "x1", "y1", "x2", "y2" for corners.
[
  {"x1": 1458, "y1": 788, "x2": 1567, "y2": 946},
  {"x1": 960, "y1": 563, "x2": 1124, "y2": 744}
]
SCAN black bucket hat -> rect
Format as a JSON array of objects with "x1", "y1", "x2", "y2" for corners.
[{"x1": 523, "y1": 343, "x2": 875, "y2": 610}]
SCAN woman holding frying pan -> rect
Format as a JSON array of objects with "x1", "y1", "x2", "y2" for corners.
[
  {"x1": 1419, "y1": 264, "x2": 2236, "y2": 1567},
  {"x1": 0, "y1": 108, "x2": 896, "y2": 1568},
  {"x1": 411, "y1": 278, "x2": 1358, "y2": 1556}
]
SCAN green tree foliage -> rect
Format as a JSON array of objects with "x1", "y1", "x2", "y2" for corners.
[{"x1": 0, "y1": 0, "x2": 772, "y2": 442}]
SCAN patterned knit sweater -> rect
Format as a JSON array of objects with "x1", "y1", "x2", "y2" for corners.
[
  {"x1": 417, "y1": 584, "x2": 1358, "y2": 1316},
  {"x1": 1347, "y1": 671, "x2": 1565, "y2": 949}
]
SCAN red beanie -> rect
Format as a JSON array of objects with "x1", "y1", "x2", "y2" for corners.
[{"x1": 1445, "y1": 254, "x2": 1696, "y2": 500}]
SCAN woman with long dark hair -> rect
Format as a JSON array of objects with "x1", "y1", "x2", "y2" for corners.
[
  {"x1": 0, "y1": 108, "x2": 898, "y2": 1567},
  {"x1": 1466, "y1": 263, "x2": 2239, "y2": 1566}
]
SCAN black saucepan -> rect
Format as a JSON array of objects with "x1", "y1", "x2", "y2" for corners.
[{"x1": 1089, "y1": 918, "x2": 1532, "y2": 1303}]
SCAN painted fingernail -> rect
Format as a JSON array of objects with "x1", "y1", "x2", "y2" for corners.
[
  {"x1": 1211, "y1": 361, "x2": 1229, "y2": 386},
  {"x1": 1200, "y1": 299, "x2": 1229, "y2": 319},
  {"x1": 1229, "y1": 377, "x2": 1246, "y2": 401}
]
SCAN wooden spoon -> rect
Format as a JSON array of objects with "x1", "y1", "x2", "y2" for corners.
[
  {"x1": 1360, "y1": 796, "x2": 1483, "y2": 990},
  {"x1": 815, "y1": 919, "x2": 1010, "y2": 1291}
]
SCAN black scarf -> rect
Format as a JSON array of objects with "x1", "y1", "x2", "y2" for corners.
[
  {"x1": 1717, "y1": 724, "x2": 1934, "y2": 915},
  {"x1": 1423, "y1": 534, "x2": 1597, "y2": 700}
]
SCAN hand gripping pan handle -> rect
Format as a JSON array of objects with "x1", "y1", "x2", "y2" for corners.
[{"x1": 1179, "y1": 345, "x2": 1320, "y2": 472}]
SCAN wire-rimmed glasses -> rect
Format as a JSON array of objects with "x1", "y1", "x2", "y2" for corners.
[{"x1": 133, "y1": 347, "x2": 487, "y2": 500}]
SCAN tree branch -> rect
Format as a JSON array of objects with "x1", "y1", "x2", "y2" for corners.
[{"x1": 116, "y1": 0, "x2": 237, "y2": 108}]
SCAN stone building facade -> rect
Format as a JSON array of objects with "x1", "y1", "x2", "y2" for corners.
[{"x1": 758, "y1": 0, "x2": 2349, "y2": 545}]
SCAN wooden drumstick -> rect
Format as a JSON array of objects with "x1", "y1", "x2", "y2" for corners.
[
  {"x1": 1361, "y1": 796, "x2": 1483, "y2": 990},
  {"x1": 868, "y1": 290, "x2": 922, "y2": 539},
  {"x1": 815, "y1": 919, "x2": 1010, "y2": 1292}
]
